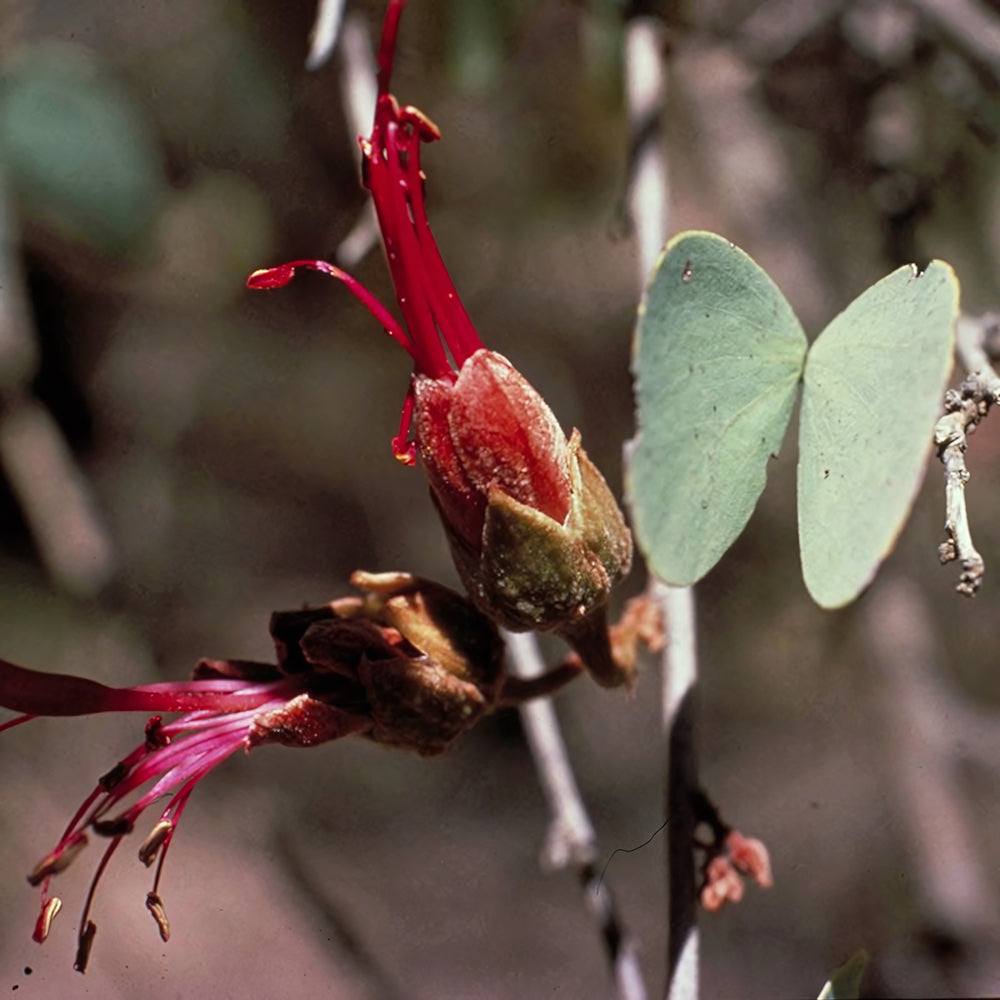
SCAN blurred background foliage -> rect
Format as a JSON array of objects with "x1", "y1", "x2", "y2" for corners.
[{"x1": 1, "y1": 0, "x2": 1000, "y2": 997}]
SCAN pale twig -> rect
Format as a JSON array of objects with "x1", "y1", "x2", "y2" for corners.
[
  {"x1": 622, "y1": 13, "x2": 699, "y2": 1000},
  {"x1": 306, "y1": 0, "x2": 347, "y2": 71},
  {"x1": 624, "y1": 16, "x2": 670, "y2": 288},
  {"x1": 335, "y1": 12, "x2": 381, "y2": 268},
  {"x1": 934, "y1": 313, "x2": 1000, "y2": 595},
  {"x1": 0, "y1": 398, "x2": 115, "y2": 594},
  {"x1": 736, "y1": 0, "x2": 841, "y2": 64},
  {"x1": 503, "y1": 630, "x2": 647, "y2": 1000},
  {"x1": 653, "y1": 581, "x2": 699, "y2": 1000}
]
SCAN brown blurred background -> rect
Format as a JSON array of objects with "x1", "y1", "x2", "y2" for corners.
[{"x1": 2, "y1": 0, "x2": 1000, "y2": 997}]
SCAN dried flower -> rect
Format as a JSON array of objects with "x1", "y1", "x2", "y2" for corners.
[
  {"x1": 0, "y1": 571, "x2": 579, "y2": 971},
  {"x1": 247, "y1": 0, "x2": 633, "y2": 685}
]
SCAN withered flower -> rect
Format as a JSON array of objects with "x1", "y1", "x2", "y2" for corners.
[{"x1": 0, "y1": 571, "x2": 578, "y2": 971}]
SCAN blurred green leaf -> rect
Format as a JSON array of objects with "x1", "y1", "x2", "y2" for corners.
[
  {"x1": 446, "y1": 0, "x2": 504, "y2": 92},
  {"x1": 628, "y1": 231, "x2": 806, "y2": 585},
  {"x1": 798, "y1": 262, "x2": 958, "y2": 608},
  {"x1": 817, "y1": 949, "x2": 869, "y2": 999},
  {"x1": 0, "y1": 45, "x2": 166, "y2": 253}
]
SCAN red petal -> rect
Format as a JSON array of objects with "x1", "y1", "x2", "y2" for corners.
[{"x1": 447, "y1": 352, "x2": 571, "y2": 524}]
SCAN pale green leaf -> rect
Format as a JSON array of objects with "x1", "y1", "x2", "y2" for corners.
[
  {"x1": 628, "y1": 231, "x2": 807, "y2": 585},
  {"x1": 817, "y1": 949, "x2": 869, "y2": 999},
  {"x1": 798, "y1": 262, "x2": 958, "y2": 608}
]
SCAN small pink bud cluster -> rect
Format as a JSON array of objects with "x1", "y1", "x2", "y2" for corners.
[{"x1": 699, "y1": 830, "x2": 773, "y2": 913}]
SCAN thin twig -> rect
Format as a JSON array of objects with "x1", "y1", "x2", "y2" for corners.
[
  {"x1": 504, "y1": 630, "x2": 646, "y2": 1000},
  {"x1": 736, "y1": 0, "x2": 841, "y2": 64},
  {"x1": 306, "y1": 0, "x2": 347, "y2": 71},
  {"x1": 621, "y1": 13, "x2": 699, "y2": 1000},
  {"x1": 934, "y1": 313, "x2": 1000, "y2": 595},
  {"x1": 624, "y1": 15, "x2": 670, "y2": 286},
  {"x1": 654, "y1": 582, "x2": 699, "y2": 1000},
  {"x1": 671, "y1": 36, "x2": 829, "y2": 328},
  {"x1": 335, "y1": 12, "x2": 381, "y2": 268}
]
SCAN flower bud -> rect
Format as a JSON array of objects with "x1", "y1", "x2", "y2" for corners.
[{"x1": 414, "y1": 350, "x2": 633, "y2": 643}]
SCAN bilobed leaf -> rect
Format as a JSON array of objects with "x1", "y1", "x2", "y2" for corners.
[
  {"x1": 628, "y1": 231, "x2": 807, "y2": 585},
  {"x1": 817, "y1": 949, "x2": 869, "y2": 999},
  {"x1": 798, "y1": 262, "x2": 958, "y2": 608}
]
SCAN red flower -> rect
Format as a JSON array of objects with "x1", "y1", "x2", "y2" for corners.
[{"x1": 249, "y1": 0, "x2": 632, "y2": 681}]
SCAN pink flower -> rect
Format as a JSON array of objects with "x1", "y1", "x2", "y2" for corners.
[
  {"x1": 248, "y1": 0, "x2": 632, "y2": 680},
  {"x1": 1, "y1": 659, "x2": 315, "y2": 972}
]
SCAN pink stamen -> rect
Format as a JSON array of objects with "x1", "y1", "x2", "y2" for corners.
[
  {"x1": 0, "y1": 657, "x2": 304, "y2": 719},
  {"x1": 21, "y1": 692, "x2": 293, "y2": 972}
]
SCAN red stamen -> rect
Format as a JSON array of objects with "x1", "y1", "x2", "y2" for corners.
[
  {"x1": 376, "y1": 0, "x2": 407, "y2": 97},
  {"x1": 0, "y1": 713, "x2": 34, "y2": 734},
  {"x1": 397, "y1": 106, "x2": 481, "y2": 366},
  {"x1": 247, "y1": 260, "x2": 414, "y2": 357},
  {"x1": 365, "y1": 106, "x2": 453, "y2": 378},
  {"x1": 74, "y1": 835, "x2": 123, "y2": 973},
  {"x1": 393, "y1": 383, "x2": 417, "y2": 464}
]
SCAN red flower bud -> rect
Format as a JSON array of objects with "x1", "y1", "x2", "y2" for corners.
[
  {"x1": 413, "y1": 350, "x2": 572, "y2": 548},
  {"x1": 415, "y1": 349, "x2": 631, "y2": 638}
]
